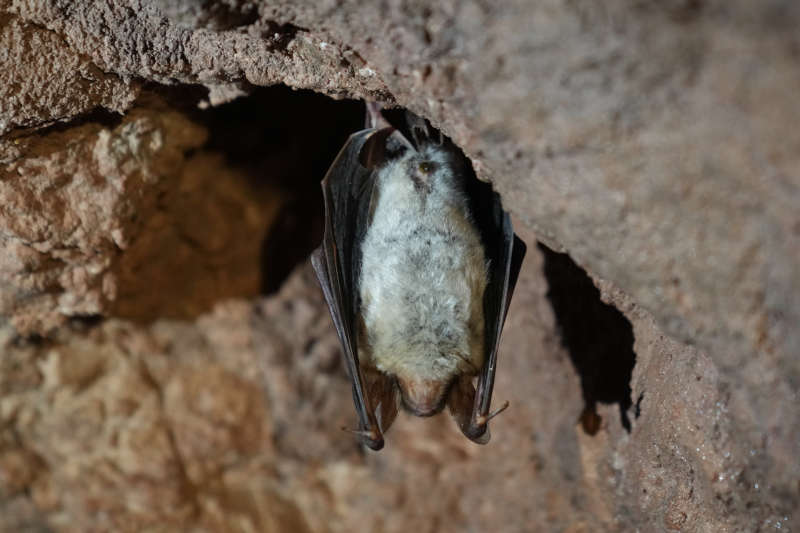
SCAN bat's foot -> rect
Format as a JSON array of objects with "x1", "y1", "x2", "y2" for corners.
[
  {"x1": 365, "y1": 102, "x2": 391, "y2": 130},
  {"x1": 460, "y1": 400, "x2": 509, "y2": 445}
]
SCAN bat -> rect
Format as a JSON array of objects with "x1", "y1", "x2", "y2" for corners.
[{"x1": 311, "y1": 104, "x2": 526, "y2": 450}]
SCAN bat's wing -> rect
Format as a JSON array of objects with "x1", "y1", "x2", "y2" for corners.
[
  {"x1": 310, "y1": 127, "x2": 393, "y2": 450},
  {"x1": 460, "y1": 189, "x2": 527, "y2": 443}
]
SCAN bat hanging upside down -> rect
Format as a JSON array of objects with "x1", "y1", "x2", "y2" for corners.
[{"x1": 311, "y1": 104, "x2": 526, "y2": 450}]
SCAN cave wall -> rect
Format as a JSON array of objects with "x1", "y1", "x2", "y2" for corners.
[{"x1": 0, "y1": 1, "x2": 798, "y2": 531}]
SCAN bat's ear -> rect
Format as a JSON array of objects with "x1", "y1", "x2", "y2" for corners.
[
  {"x1": 377, "y1": 108, "x2": 440, "y2": 150},
  {"x1": 359, "y1": 127, "x2": 417, "y2": 170},
  {"x1": 358, "y1": 127, "x2": 395, "y2": 169},
  {"x1": 406, "y1": 111, "x2": 444, "y2": 148}
]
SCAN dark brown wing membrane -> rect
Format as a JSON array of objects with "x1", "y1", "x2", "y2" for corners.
[
  {"x1": 310, "y1": 127, "x2": 392, "y2": 450},
  {"x1": 461, "y1": 186, "x2": 527, "y2": 442},
  {"x1": 473, "y1": 208, "x2": 526, "y2": 438}
]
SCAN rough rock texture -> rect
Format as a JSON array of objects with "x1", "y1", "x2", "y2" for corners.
[
  {"x1": 0, "y1": 14, "x2": 138, "y2": 134},
  {"x1": 0, "y1": 254, "x2": 791, "y2": 532},
  {"x1": 0, "y1": 101, "x2": 279, "y2": 332},
  {"x1": 1, "y1": 0, "x2": 798, "y2": 531}
]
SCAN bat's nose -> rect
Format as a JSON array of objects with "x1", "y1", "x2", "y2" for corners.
[{"x1": 397, "y1": 376, "x2": 449, "y2": 417}]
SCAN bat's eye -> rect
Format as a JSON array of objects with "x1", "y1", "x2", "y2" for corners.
[{"x1": 418, "y1": 161, "x2": 436, "y2": 174}]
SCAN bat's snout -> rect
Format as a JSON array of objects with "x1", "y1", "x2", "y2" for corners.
[{"x1": 397, "y1": 376, "x2": 450, "y2": 417}]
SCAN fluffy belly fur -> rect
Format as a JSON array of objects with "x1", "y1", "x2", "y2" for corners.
[{"x1": 358, "y1": 157, "x2": 488, "y2": 384}]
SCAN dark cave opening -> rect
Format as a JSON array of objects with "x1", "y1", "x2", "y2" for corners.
[
  {"x1": 195, "y1": 86, "x2": 364, "y2": 294},
  {"x1": 538, "y1": 243, "x2": 637, "y2": 434},
  {"x1": 149, "y1": 83, "x2": 365, "y2": 297}
]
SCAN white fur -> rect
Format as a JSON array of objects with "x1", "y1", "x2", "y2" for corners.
[{"x1": 358, "y1": 145, "x2": 487, "y2": 384}]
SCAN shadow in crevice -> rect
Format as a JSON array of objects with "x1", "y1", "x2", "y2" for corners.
[
  {"x1": 104, "y1": 83, "x2": 364, "y2": 322},
  {"x1": 136, "y1": 83, "x2": 365, "y2": 298},
  {"x1": 4, "y1": 107, "x2": 125, "y2": 142},
  {"x1": 198, "y1": 86, "x2": 364, "y2": 294},
  {"x1": 538, "y1": 243, "x2": 636, "y2": 434}
]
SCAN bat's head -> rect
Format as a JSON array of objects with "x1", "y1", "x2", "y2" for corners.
[
  {"x1": 367, "y1": 142, "x2": 473, "y2": 221},
  {"x1": 359, "y1": 109, "x2": 470, "y2": 200}
]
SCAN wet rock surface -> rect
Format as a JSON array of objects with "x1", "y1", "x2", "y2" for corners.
[{"x1": 1, "y1": 1, "x2": 798, "y2": 531}]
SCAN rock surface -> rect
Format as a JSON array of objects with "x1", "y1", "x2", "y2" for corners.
[
  {"x1": 0, "y1": 102, "x2": 279, "y2": 332},
  {"x1": 0, "y1": 1, "x2": 798, "y2": 531}
]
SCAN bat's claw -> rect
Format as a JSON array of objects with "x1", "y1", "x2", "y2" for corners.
[{"x1": 475, "y1": 400, "x2": 510, "y2": 426}]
